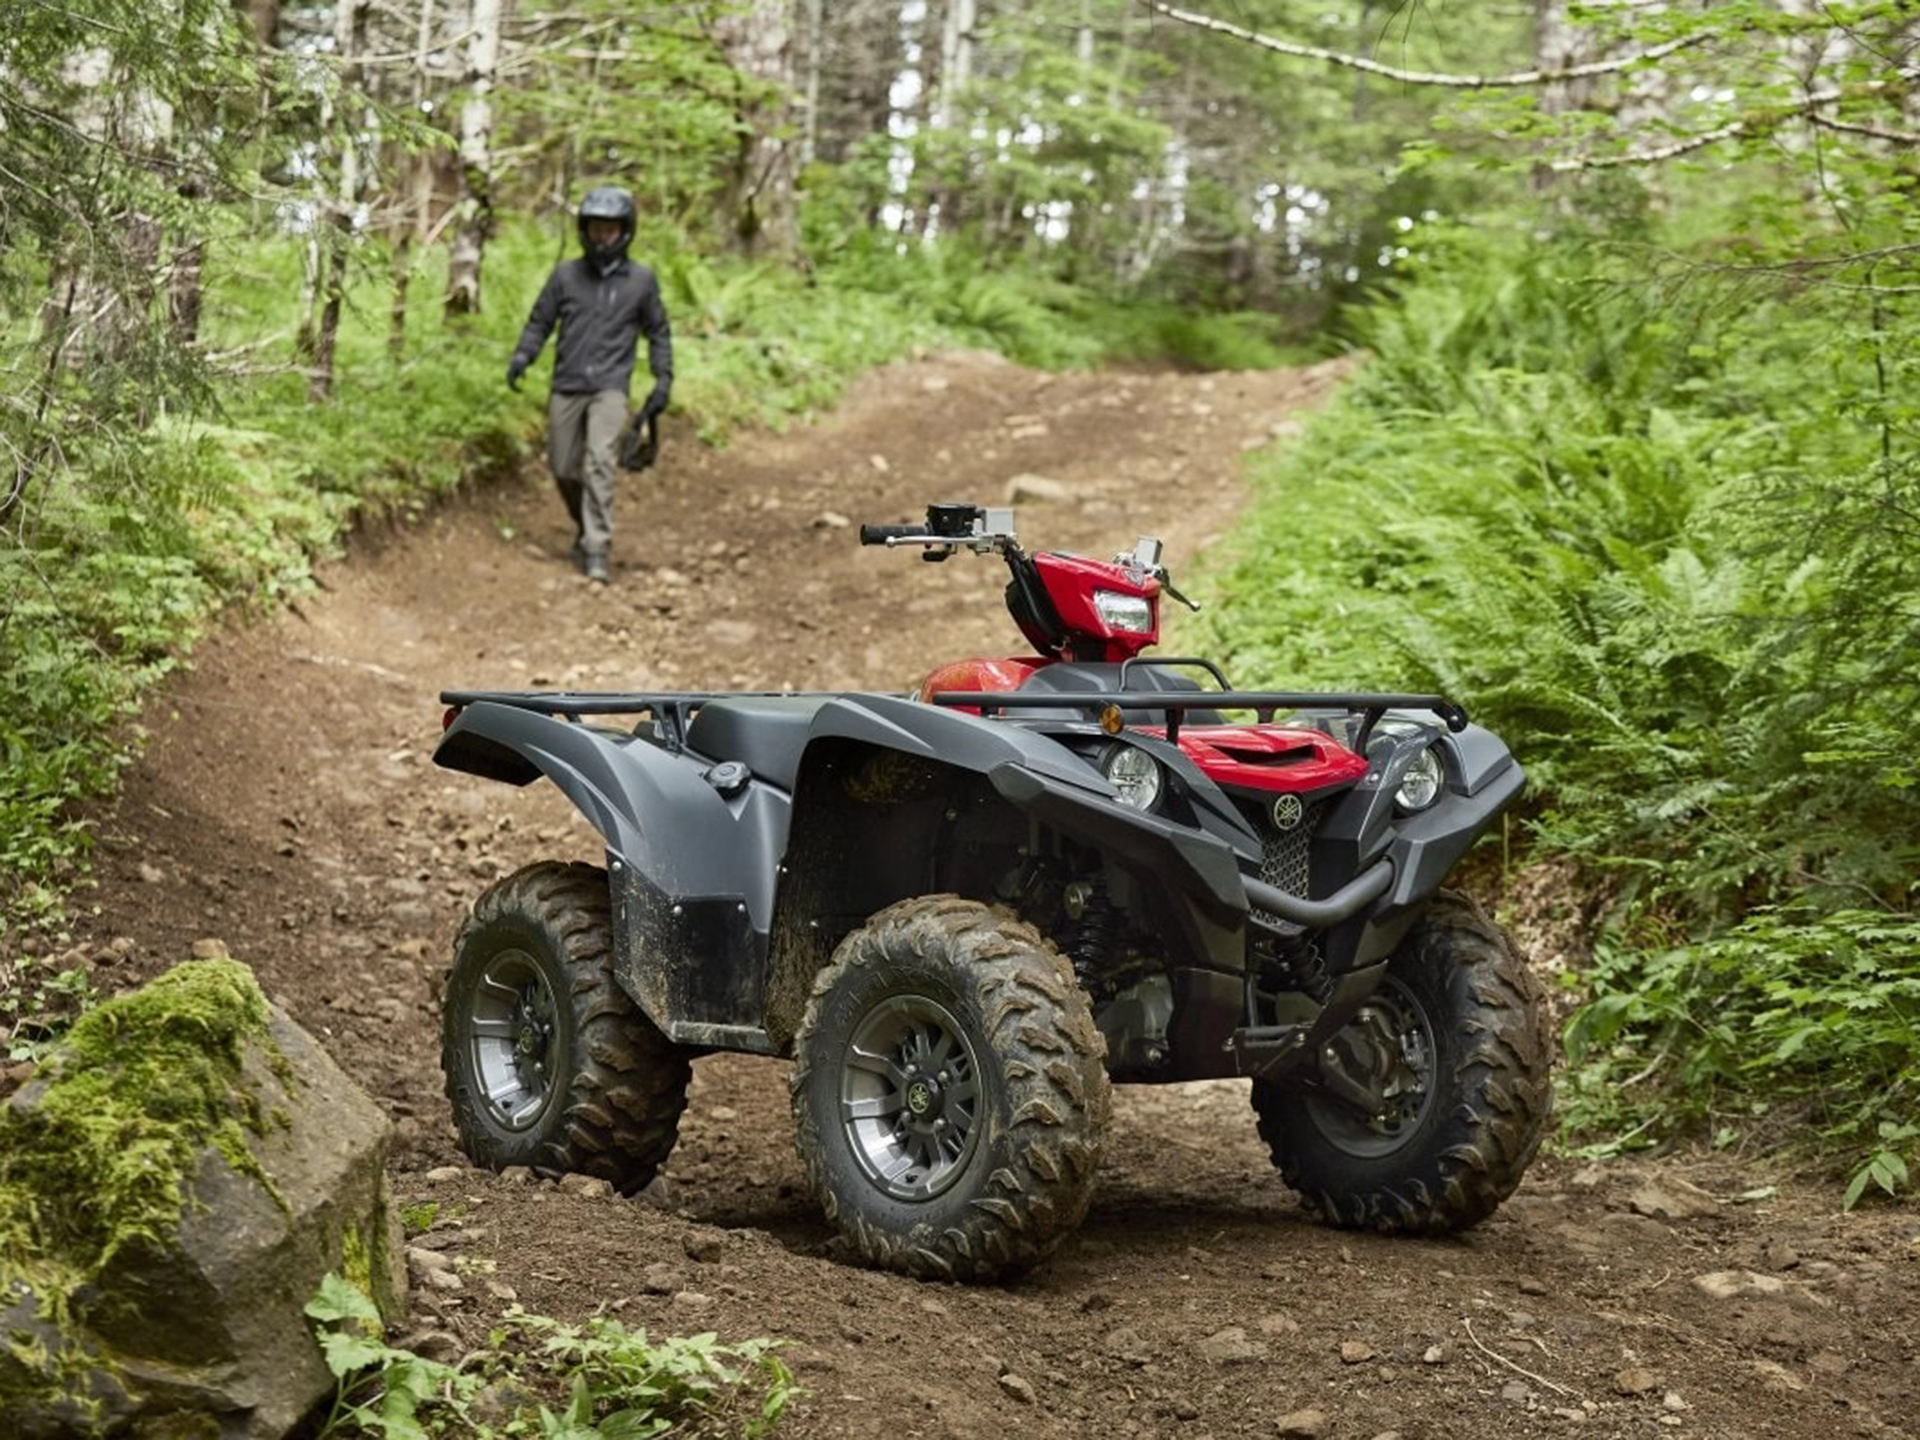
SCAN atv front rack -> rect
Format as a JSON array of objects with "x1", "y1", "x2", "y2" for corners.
[{"x1": 928, "y1": 688, "x2": 1469, "y2": 749}]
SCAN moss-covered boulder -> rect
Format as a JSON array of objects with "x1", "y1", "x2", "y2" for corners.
[{"x1": 1, "y1": 960, "x2": 405, "y2": 1439}]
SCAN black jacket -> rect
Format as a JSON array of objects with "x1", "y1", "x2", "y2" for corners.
[{"x1": 511, "y1": 256, "x2": 673, "y2": 396}]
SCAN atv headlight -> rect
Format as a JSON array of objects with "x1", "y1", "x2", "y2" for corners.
[
  {"x1": 1093, "y1": 589, "x2": 1154, "y2": 634},
  {"x1": 1100, "y1": 744, "x2": 1163, "y2": 811},
  {"x1": 1394, "y1": 745, "x2": 1444, "y2": 812}
]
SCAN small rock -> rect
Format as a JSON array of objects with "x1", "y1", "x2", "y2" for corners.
[
  {"x1": 1501, "y1": 1379, "x2": 1533, "y2": 1404},
  {"x1": 812, "y1": 511, "x2": 851, "y2": 529},
  {"x1": 1519, "y1": 1277, "x2": 1549, "y2": 1296},
  {"x1": 405, "y1": 1330, "x2": 463, "y2": 1363},
  {"x1": 1692, "y1": 1270, "x2": 1786, "y2": 1301},
  {"x1": 189, "y1": 938, "x2": 231, "y2": 961},
  {"x1": 425, "y1": 1268, "x2": 465, "y2": 1292},
  {"x1": 1808, "y1": 1351, "x2": 1849, "y2": 1377},
  {"x1": 1421, "y1": 1344, "x2": 1448, "y2": 1365},
  {"x1": 1007, "y1": 422, "x2": 1050, "y2": 440},
  {"x1": 558, "y1": 1174, "x2": 613, "y2": 1199},
  {"x1": 1613, "y1": 1367, "x2": 1659, "y2": 1396},
  {"x1": 1257, "y1": 1312, "x2": 1300, "y2": 1336},
  {"x1": 497, "y1": 1166, "x2": 532, "y2": 1185},
  {"x1": 919, "y1": 1297, "x2": 949, "y2": 1316},
  {"x1": 671, "y1": 1290, "x2": 713, "y2": 1309},
  {"x1": 921, "y1": 375, "x2": 950, "y2": 393},
  {"x1": 138, "y1": 862, "x2": 166, "y2": 884},
  {"x1": 1195, "y1": 1326, "x2": 1266, "y2": 1365},
  {"x1": 1370, "y1": 1433, "x2": 1405, "y2": 1440},
  {"x1": 869, "y1": 454, "x2": 890, "y2": 473},
  {"x1": 709, "y1": 1105, "x2": 738, "y2": 1122},
  {"x1": 683, "y1": 1231, "x2": 725, "y2": 1264},
  {"x1": 1339, "y1": 1340, "x2": 1376, "y2": 1364},
  {"x1": 1626, "y1": 1180, "x2": 1720, "y2": 1222},
  {"x1": 1551, "y1": 1408, "x2": 1588, "y2": 1423},
  {"x1": 1750, "y1": 1359, "x2": 1804, "y2": 1393},
  {"x1": 1267, "y1": 419, "x2": 1306, "y2": 442},
  {"x1": 1662, "y1": 1392, "x2": 1689, "y2": 1412},
  {"x1": 1274, "y1": 1409, "x2": 1327, "y2": 1438},
  {"x1": 406, "y1": 1246, "x2": 453, "y2": 1274},
  {"x1": 997, "y1": 1373, "x2": 1036, "y2": 1405},
  {"x1": 484, "y1": 1280, "x2": 518, "y2": 1303},
  {"x1": 1106, "y1": 1326, "x2": 1150, "y2": 1366},
  {"x1": 1173, "y1": 1399, "x2": 1200, "y2": 1421},
  {"x1": 1004, "y1": 473, "x2": 1072, "y2": 504},
  {"x1": 424, "y1": 1165, "x2": 465, "y2": 1184},
  {"x1": 641, "y1": 1262, "x2": 682, "y2": 1295}
]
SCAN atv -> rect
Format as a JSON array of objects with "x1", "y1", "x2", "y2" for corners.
[{"x1": 433, "y1": 502, "x2": 1550, "y2": 1281}]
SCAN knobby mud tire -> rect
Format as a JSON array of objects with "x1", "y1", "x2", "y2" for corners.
[
  {"x1": 1252, "y1": 890, "x2": 1552, "y2": 1234},
  {"x1": 790, "y1": 895, "x2": 1112, "y2": 1282},
  {"x1": 442, "y1": 860, "x2": 691, "y2": 1194}
]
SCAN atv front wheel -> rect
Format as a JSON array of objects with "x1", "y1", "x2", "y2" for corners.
[
  {"x1": 442, "y1": 861, "x2": 691, "y2": 1193},
  {"x1": 791, "y1": 896, "x2": 1111, "y2": 1281},
  {"x1": 1252, "y1": 890, "x2": 1551, "y2": 1233}
]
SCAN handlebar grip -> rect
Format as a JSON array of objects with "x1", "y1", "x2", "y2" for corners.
[{"x1": 859, "y1": 524, "x2": 921, "y2": 546}]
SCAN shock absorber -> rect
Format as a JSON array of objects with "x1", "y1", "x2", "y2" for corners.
[{"x1": 1064, "y1": 875, "x2": 1122, "y2": 988}]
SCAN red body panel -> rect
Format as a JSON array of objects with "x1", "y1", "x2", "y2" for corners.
[
  {"x1": 918, "y1": 656, "x2": 1053, "y2": 713},
  {"x1": 1139, "y1": 723, "x2": 1369, "y2": 795},
  {"x1": 1033, "y1": 552, "x2": 1160, "y2": 662}
]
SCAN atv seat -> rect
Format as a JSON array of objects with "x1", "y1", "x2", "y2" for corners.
[{"x1": 685, "y1": 696, "x2": 829, "y2": 791}]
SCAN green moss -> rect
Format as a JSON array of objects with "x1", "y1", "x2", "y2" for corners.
[{"x1": 0, "y1": 960, "x2": 282, "y2": 1315}]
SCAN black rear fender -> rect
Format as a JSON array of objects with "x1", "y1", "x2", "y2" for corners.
[{"x1": 435, "y1": 703, "x2": 788, "y2": 1045}]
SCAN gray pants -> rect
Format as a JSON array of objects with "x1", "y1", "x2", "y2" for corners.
[{"x1": 547, "y1": 389, "x2": 628, "y2": 557}]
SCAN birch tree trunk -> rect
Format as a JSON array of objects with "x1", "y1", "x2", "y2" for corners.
[
  {"x1": 715, "y1": 0, "x2": 799, "y2": 257},
  {"x1": 390, "y1": 0, "x2": 437, "y2": 358},
  {"x1": 445, "y1": 0, "x2": 501, "y2": 316}
]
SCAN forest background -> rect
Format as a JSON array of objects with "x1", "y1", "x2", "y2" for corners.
[{"x1": 1, "y1": 0, "x2": 1915, "y2": 1203}]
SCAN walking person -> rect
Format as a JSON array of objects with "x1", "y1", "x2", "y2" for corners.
[{"x1": 507, "y1": 186, "x2": 673, "y2": 585}]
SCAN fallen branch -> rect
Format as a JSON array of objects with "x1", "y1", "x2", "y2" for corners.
[{"x1": 1462, "y1": 1318, "x2": 1581, "y2": 1401}]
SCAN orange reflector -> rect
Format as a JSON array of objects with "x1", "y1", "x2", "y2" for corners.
[{"x1": 1100, "y1": 704, "x2": 1124, "y2": 735}]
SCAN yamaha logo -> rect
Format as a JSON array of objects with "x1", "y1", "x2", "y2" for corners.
[{"x1": 1272, "y1": 794, "x2": 1304, "y2": 831}]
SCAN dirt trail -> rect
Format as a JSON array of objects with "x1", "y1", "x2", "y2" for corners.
[{"x1": 67, "y1": 352, "x2": 1917, "y2": 1439}]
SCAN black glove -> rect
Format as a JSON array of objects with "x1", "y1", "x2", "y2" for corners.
[
  {"x1": 506, "y1": 356, "x2": 528, "y2": 391},
  {"x1": 640, "y1": 384, "x2": 670, "y2": 422},
  {"x1": 619, "y1": 412, "x2": 660, "y2": 472}
]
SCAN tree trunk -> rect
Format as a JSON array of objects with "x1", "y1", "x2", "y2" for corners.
[
  {"x1": 311, "y1": 0, "x2": 368, "y2": 401},
  {"x1": 446, "y1": 0, "x2": 502, "y2": 316},
  {"x1": 390, "y1": 0, "x2": 437, "y2": 359},
  {"x1": 715, "y1": 0, "x2": 799, "y2": 257}
]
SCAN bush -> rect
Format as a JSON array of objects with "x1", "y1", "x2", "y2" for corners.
[{"x1": 1204, "y1": 225, "x2": 1919, "y2": 1191}]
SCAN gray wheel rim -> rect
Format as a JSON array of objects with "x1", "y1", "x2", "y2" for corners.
[
  {"x1": 1305, "y1": 974, "x2": 1438, "y2": 1159},
  {"x1": 838, "y1": 993, "x2": 984, "y2": 1202},
  {"x1": 469, "y1": 947, "x2": 560, "y2": 1131}
]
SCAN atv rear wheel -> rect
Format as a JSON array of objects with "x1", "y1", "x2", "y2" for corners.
[
  {"x1": 1252, "y1": 890, "x2": 1551, "y2": 1233},
  {"x1": 442, "y1": 860, "x2": 691, "y2": 1193},
  {"x1": 791, "y1": 896, "x2": 1111, "y2": 1281}
]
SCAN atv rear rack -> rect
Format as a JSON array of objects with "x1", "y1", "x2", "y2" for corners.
[
  {"x1": 928, "y1": 689, "x2": 1469, "y2": 748},
  {"x1": 439, "y1": 689, "x2": 846, "y2": 752}
]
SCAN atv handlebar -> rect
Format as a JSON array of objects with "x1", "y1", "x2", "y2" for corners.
[{"x1": 859, "y1": 524, "x2": 924, "y2": 545}]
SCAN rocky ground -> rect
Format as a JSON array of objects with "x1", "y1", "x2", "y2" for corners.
[{"x1": 47, "y1": 350, "x2": 1920, "y2": 1438}]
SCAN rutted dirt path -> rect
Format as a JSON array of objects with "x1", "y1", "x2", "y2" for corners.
[{"x1": 67, "y1": 352, "x2": 1918, "y2": 1438}]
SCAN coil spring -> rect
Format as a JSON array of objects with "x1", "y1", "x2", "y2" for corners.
[{"x1": 1068, "y1": 876, "x2": 1123, "y2": 986}]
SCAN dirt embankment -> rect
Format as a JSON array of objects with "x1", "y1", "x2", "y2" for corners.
[{"x1": 58, "y1": 351, "x2": 1920, "y2": 1439}]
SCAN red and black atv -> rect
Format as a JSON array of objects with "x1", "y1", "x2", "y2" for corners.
[{"x1": 434, "y1": 503, "x2": 1550, "y2": 1281}]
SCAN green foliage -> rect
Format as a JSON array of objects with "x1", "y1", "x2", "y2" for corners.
[
  {"x1": 1206, "y1": 214, "x2": 1919, "y2": 1187},
  {"x1": 1561, "y1": 909, "x2": 1920, "y2": 1194},
  {"x1": 306, "y1": 1274, "x2": 797, "y2": 1439},
  {"x1": 399, "y1": 1203, "x2": 440, "y2": 1236}
]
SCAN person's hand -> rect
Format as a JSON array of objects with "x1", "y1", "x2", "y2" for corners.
[
  {"x1": 640, "y1": 384, "x2": 670, "y2": 421},
  {"x1": 506, "y1": 356, "x2": 528, "y2": 391}
]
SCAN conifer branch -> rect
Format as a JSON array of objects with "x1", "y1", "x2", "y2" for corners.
[{"x1": 1141, "y1": 0, "x2": 1708, "y2": 89}]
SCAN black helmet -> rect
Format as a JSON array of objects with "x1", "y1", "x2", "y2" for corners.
[{"x1": 577, "y1": 186, "x2": 635, "y2": 269}]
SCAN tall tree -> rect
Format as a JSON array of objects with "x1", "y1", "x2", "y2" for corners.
[
  {"x1": 446, "y1": 0, "x2": 502, "y2": 314},
  {"x1": 714, "y1": 0, "x2": 800, "y2": 256}
]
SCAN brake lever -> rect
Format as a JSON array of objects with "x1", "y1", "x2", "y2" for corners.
[{"x1": 1160, "y1": 573, "x2": 1202, "y2": 613}]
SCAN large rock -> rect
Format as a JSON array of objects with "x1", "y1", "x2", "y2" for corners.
[{"x1": 0, "y1": 960, "x2": 404, "y2": 1439}]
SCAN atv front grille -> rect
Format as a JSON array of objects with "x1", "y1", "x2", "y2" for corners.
[{"x1": 1253, "y1": 798, "x2": 1324, "y2": 927}]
